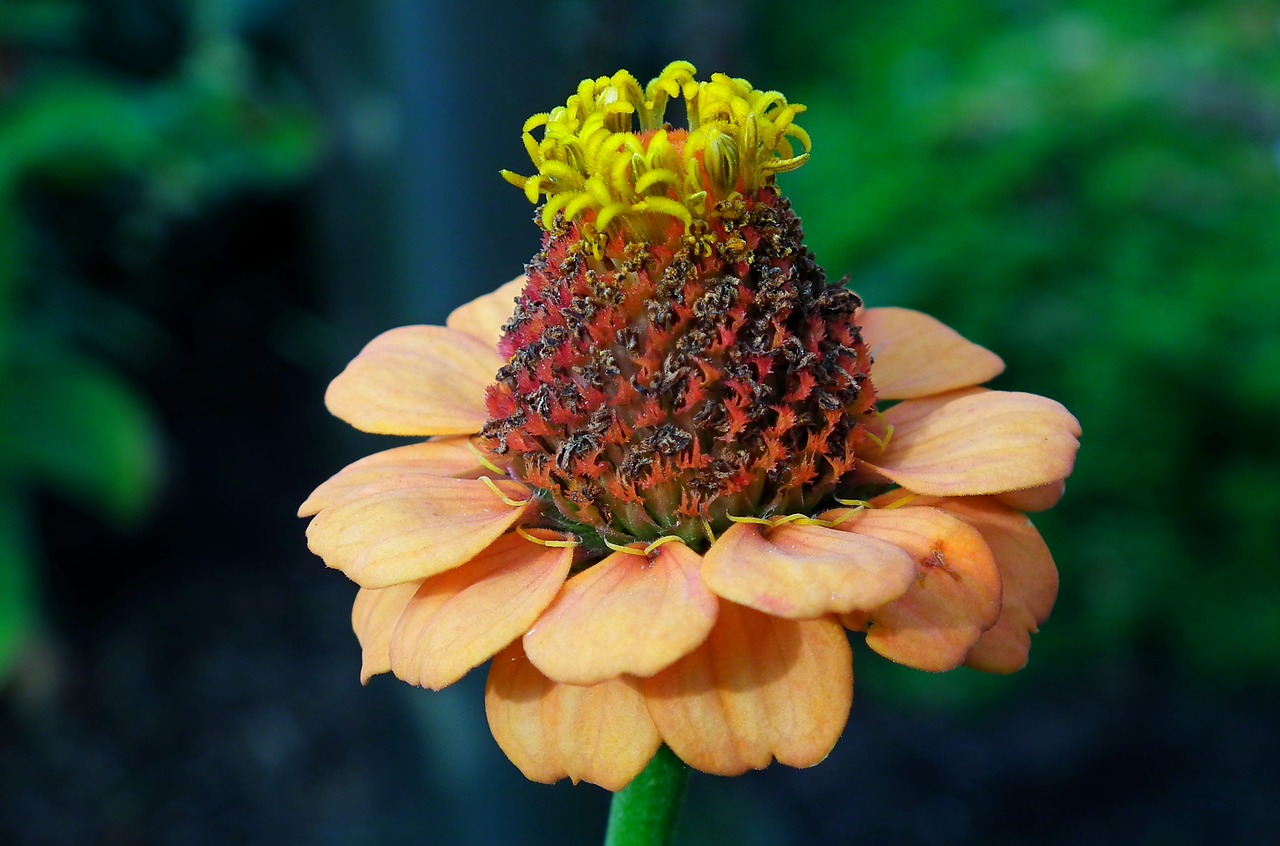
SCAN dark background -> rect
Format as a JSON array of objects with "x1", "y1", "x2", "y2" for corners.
[{"x1": 2, "y1": 1, "x2": 1278, "y2": 843}]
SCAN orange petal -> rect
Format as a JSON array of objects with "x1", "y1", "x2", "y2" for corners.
[
  {"x1": 445, "y1": 275, "x2": 526, "y2": 349},
  {"x1": 351, "y1": 582, "x2": 421, "y2": 683},
  {"x1": 860, "y1": 307, "x2": 1004, "y2": 400},
  {"x1": 389, "y1": 530, "x2": 573, "y2": 690},
  {"x1": 701, "y1": 522, "x2": 917, "y2": 619},
  {"x1": 644, "y1": 602, "x2": 852, "y2": 776},
  {"x1": 485, "y1": 641, "x2": 661, "y2": 791},
  {"x1": 923, "y1": 498, "x2": 1058, "y2": 673},
  {"x1": 996, "y1": 480, "x2": 1066, "y2": 513},
  {"x1": 839, "y1": 610, "x2": 870, "y2": 632},
  {"x1": 324, "y1": 325, "x2": 502, "y2": 436},
  {"x1": 298, "y1": 437, "x2": 484, "y2": 517},
  {"x1": 524, "y1": 543, "x2": 718, "y2": 685},
  {"x1": 828, "y1": 506, "x2": 1001, "y2": 672},
  {"x1": 861, "y1": 389, "x2": 1081, "y2": 497},
  {"x1": 305, "y1": 475, "x2": 530, "y2": 588}
]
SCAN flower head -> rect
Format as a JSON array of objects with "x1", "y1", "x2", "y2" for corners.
[{"x1": 302, "y1": 63, "x2": 1081, "y2": 791}]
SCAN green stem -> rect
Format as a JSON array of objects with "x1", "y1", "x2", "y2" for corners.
[{"x1": 604, "y1": 745, "x2": 690, "y2": 846}]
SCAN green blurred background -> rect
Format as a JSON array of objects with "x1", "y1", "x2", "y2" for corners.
[{"x1": 2, "y1": 1, "x2": 1277, "y2": 843}]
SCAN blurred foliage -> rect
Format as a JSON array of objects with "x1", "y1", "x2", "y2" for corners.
[
  {"x1": 777, "y1": 0, "x2": 1280, "y2": 691},
  {"x1": 0, "y1": 0, "x2": 319, "y2": 679}
]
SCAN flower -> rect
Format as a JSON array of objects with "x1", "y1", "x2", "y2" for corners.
[{"x1": 300, "y1": 63, "x2": 1081, "y2": 791}]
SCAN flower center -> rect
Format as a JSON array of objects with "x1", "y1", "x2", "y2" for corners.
[{"x1": 483, "y1": 63, "x2": 878, "y2": 550}]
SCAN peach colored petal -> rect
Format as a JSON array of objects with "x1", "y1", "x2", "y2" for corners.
[
  {"x1": 644, "y1": 602, "x2": 852, "y2": 776},
  {"x1": 445, "y1": 275, "x2": 526, "y2": 349},
  {"x1": 996, "y1": 480, "x2": 1066, "y2": 513},
  {"x1": 389, "y1": 530, "x2": 573, "y2": 690},
  {"x1": 305, "y1": 475, "x2": 530, "y2": 588},
  {"x1": 860, "y1": 307, "x2": 1004, "y2": 400},
  {"x1": 839, "y1": 610, "x2": 870, "y2": 632},
  {"x1": 351, "y1": 581, "x2": 421, "y2": 684},
  {"x1": 324, "y1": 325, "x2": 502, "y2": 436},
  {"x1": 923, "y1": 497, "x2": 1058, "y2": 673},
  {"x1": 861, "y1": 389, "x2": 1081, "y2": 497},
  {"x1": 524, "y1": 543, "x2": 718, "y2": 685},
  {"x1": 828, "y1": 506, "x2": 1001, "y2": 672},
  {"x1": 485, "y1": 641, "x2": 661, "y2": 791},
  {"x1": 869, "y1": 385, "x2": 984, "y2": 429},
  {"x1": 298, "y1": 437, "x2": 484, "y2": 517},
  {"x1": 700, "y1": 521, "x2": 917, "y2": 619}
]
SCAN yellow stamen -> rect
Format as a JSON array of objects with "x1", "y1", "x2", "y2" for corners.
[
  {"x1": 833, "y1": 496, "x2": 872, "y2": 508},
  {"x1": 602, "y1": 537, "x2": 650, "y2": 556},
  {"x1": 816, "y1": 505, "x2": 865, "y2": 529},
  {"x1": 726, "y1": 514, "x2": 774, "y2": 526},
  {"x1": 727, "y1": 511, "x2": 839, "y2": 531},
  {"x1": 467, "y1": 438, "x2": 505, "y2": 474},
  {"x1": 864, "y1": 409, "x2": 896, "y2": 455},
  {"x1": 515, "y1": 525, "x2": 579, "y2": 548},
  {"x1": 479, "y1": 475, "x2": 531, "y2": 508},
  {"x1": 643, "y1": 535, "x2": 687, "y2": 555},
  {"x1": 882, "y1": 492, "x2": 918, "y2": 510}
]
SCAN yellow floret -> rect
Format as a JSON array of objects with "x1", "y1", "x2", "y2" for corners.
[{"x1": 501, "y1": 61, "x2": 810, "y2": 236}]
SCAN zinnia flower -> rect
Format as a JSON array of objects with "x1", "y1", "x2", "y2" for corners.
[{"x1": 300, "y1": 62, "x2": 1081, "y2": 791}]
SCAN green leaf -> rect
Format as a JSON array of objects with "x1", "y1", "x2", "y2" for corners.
[
  {"x1": 0, "y1": 76, "x2": 159, "y2": 188},
  {"x1": 0, "y1": 345, "x2": 162, "y2": 526},
  {"x1": 0, "y1": 0, "x2": 81, "y2": 45},
  {"x1": 0, "y1": 486, "x2": 39, "y2": 681}
]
